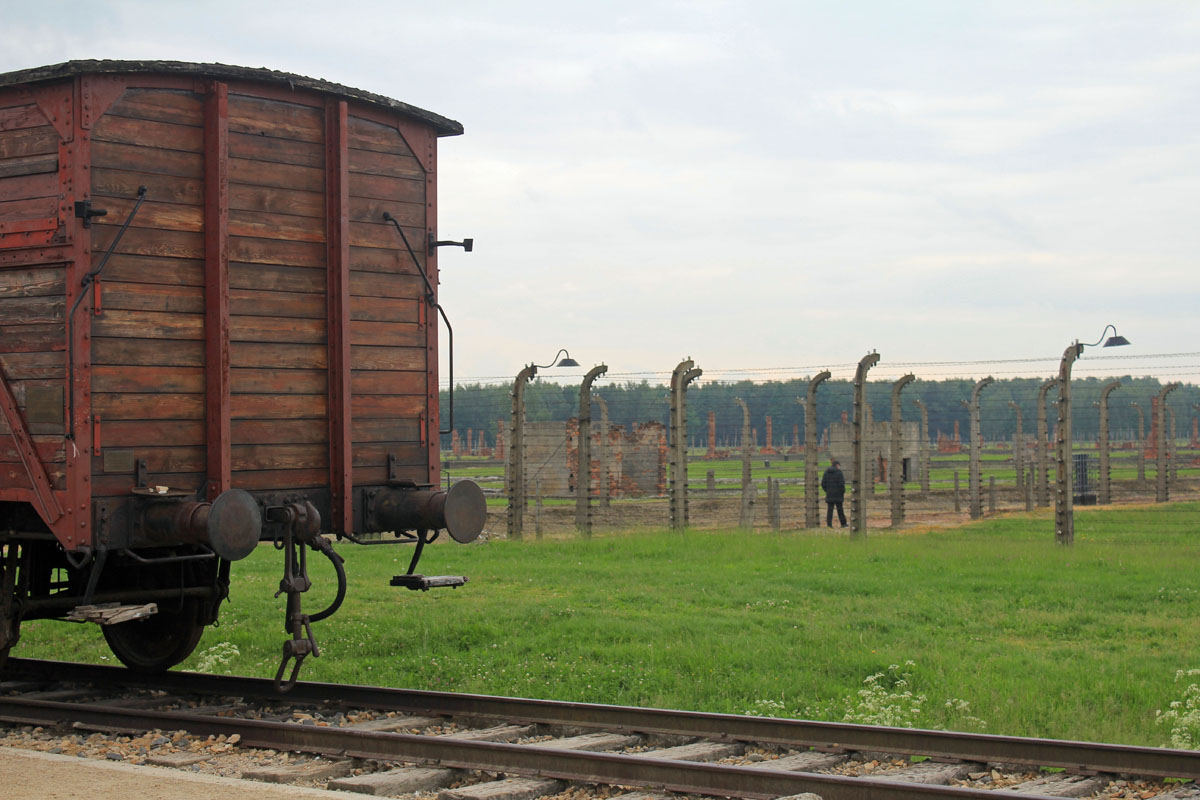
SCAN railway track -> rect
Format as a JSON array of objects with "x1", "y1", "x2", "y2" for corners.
[{"x1": 1, "y1": 659, "x2": 1197, "y2": 800}]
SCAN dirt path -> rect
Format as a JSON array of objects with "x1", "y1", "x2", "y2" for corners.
[{"x1": 0, "y1": 747, "x2": 362, "y2": 800}]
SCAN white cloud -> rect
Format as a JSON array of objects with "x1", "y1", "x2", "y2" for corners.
[{"x1": 1, "y1": 0, "x2": 1198, "y2": 381}]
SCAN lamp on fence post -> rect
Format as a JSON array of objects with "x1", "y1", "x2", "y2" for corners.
[
  {"x1": 1055, "y1": 325, "x2": 1130, "y2": 546},
  {"x1": 507, "y1": 349, "x2": 580, "y2": 541}
]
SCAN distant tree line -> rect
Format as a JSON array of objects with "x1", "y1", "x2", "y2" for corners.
[{"x1": 440, "y1": 376, "x2": 1200, "y2": 450}]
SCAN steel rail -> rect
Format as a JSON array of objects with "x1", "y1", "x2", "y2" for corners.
[
  {"x1": 0, "y1": 694, "x2": 1042, "y2": 800},
  {"x1": 6, "y1": 658, "x2": 1200, "y2": 781}
]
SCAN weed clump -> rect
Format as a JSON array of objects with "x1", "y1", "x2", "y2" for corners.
[
  {"x1": 195, "y1": 641, "x2": 240, "y2": 674},
  {"x1": 1156, "y1": 669, "x2": 1200, "y2": 749}
]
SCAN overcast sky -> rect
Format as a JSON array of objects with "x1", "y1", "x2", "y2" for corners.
[{"x1": 2, "y1": 1, "x2": 1197, "y2": 385}]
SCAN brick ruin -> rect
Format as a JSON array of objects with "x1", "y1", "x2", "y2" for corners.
[
  {"x1": 937, "y1": 420, "x2": 962, "y2": 453},
  {"x1": 828, "y1": 419, "x2": 921, "y2": 482},
  {"x1": 515, "y1": 420, "x2": 668, "y2": 499}
]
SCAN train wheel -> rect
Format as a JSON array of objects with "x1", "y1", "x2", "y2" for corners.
[
  {"x1": 0, "y1": 547, "x2": 16, "y2": 672},
  {"x1": 0, "y1": 612, "x2": 14, "y2": 671},
  {"x1": 102, "y1": 600, "x2": 204, "y2": 672}
]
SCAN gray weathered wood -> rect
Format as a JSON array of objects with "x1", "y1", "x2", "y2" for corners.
[
  {"x1": 632, "y1": 741, "x2": 743, "y2": 762},
  {"x1": 747, "y1": 751, "x2": 848, "y2": 771},
  {"x1": 439, "y1": 777, "x2": 564, "y2": 800},
  {"x1": 146, "y1": 752, "x2": 214, "y2": 767},
  {"x1": 328, "y1": 766, "x2": 458, "y2": 795},
  {"x1": 65, "y1": 602, "x2": 157, "y2": 625},
  {"x1": 242, "y1": 758, "x2": 354, "y2": 784},
  {"x1": 440, "y1": 724, "x2": 534, "y2": 742},
  {"x1": 537, "y1": 732, "x2": 639, "y2": 751},
  {"x1": 884, "y1": 760, "x2": 981, "y2": 785},
  {"x1": 1007, "y1": 773, "x2": 1105, "y2": 796},
  {"x1": 349, "y1": 714, "x2": 440, "y2": 732}
]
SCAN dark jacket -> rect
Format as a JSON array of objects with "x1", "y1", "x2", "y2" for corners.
[{"x1": 821, "y1": 465, "x2": 845, "y2": 502}]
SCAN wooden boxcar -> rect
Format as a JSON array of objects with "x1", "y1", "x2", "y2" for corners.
[{"x1": 0, "y1": 61, "x2": 483, "y2": 684}]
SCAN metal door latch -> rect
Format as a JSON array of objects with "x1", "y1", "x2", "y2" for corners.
[{"x1": 73, "y1": 200, "x2": 108, "y2": 228}]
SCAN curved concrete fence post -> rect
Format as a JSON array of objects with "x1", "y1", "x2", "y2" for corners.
[
  {"x1": 575, "y1": 364, "x2": 608, "y2": 536},
  {"x1": 851, "y1": 352, "x2": 880, "y2": 537},
  {"x1": 890, "y1": 374, "x2": 915, "y2": 527},
  {"x1": 1096, "y1": 380, "x2": 1121, "y2": 504},
  {"x1": 803, "y1": 371, "x2": 832, "y2": 528}
]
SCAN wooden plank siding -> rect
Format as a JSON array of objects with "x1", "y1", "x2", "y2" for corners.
[
  {"x1": 347, "y1": 114, "x2": 428, "y2": 486},
  {"x1": 226, "y1": 91, "x2": 330, "y2": 490},
  {"x1": 1, "y1": 81, "x2": 437, "y2": 504},
  {"x1": 0, "y1": 100, "x2": 61, "y2": 489},
  {"x1": 88, "y1": 88, "x2": 208, "y2": 496},
  {"x1": 0, "y1": 256, "x2": 66, "y2": 492}
]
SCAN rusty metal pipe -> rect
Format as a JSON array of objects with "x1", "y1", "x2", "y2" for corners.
[
  {"x1": 372, "y1": 481, "x2": 485, "y2": 543},
  {"x1": 137, "y1": 489, "x2": 262, "y2": 561}
]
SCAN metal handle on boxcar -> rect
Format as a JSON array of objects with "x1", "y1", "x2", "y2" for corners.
[
  {"x1": 65, "y1": 186, "x2": 148, "y2": 445},
  {"x1": 382, "y1": 212, "x2": 459, "y2": 435}
]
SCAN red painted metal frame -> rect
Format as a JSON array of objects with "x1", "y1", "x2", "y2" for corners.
[
  {"x1": 204, "y1": 81, "x2": 231, "y2": 501},
  {"x1": 326, "y1": 99, "x2": 352, "y2": 534},
  {"x1": 62, "y1": 75, "x2": 94, "y2": 550}
]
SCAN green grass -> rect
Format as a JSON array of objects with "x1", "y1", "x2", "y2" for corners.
[
  {"x1": 13, "y1": 503, "x2": 1200, "y2": 748},
  {"x1": 445, "y1": 453, "x2": 1199, "y2": 500}
]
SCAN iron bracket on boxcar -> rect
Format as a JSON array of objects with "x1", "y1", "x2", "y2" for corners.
[
  {"x1": 65, "y1": 186, "x2": 147, "y2": 445},
  {"x1": 429, "y1": 234, "x2": 473, "y2": 253},
  {"x1": 383, "y1": 212, "x2": 469, "y2": 435}
]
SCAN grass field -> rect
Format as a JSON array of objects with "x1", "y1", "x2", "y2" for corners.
[{"x1": 12, "y1": 502, "x2": 1200, "y2": 748}]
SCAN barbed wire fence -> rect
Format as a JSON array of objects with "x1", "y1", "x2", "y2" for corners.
[{"x1": 438, "y1": 352, "x2": 1200, "y2": 540}]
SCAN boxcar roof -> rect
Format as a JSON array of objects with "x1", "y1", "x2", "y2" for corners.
[{"x1": 0, "y1": 59, "x2": 463, "y2": 136}]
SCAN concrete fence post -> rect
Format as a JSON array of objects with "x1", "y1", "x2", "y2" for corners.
[
  {"x1": 1054, "y1": 344, "x2": 1080, "y2": 545},
  {"x1": 953, "y1": 470, "x2": 960, "y2": 512},
  {"x1": 575, "y1": 364, "x2": 608, "y2": 537},
  {"x1": 1036, "y1": 378, "x2": 1057, "y2": 508},
  {"x1": 1194, "y1": 404, "x2": 1200, "y2": 449},
  {"x1": 864, "y1": 404, "x2": 877, "y2": 482},
  {"x1": 1156, "y1": 384, "x2": 1180, "y2": 502},
  {"x1": 803, "y1": 371, "x2": 831, "y2": 528},
  {"x1": 851, "y1": 352, "x2": 880, "y2": 538},
  {"x1": 594, "y1": 395, "x2": 611, "y2": 509},
  {"x1": 681, "y1": 364, "x2": 701, "y2": 525},
  {"x1": 1131, "y1": 401, "x2": 1146, "y2": 488},
  {"x1": 1024, "y1": 466, "x2": 1033, "y2": 511},
  {"x1": 669, "y1": 360, "x2": 689, "y2": 530},
  {"x1": 988, "y1": 475, "x2": 996, "y2": 514},
  {"x1": 668, "y1": 359, "x2": 702, "y2": 530},
  {"x1": 736, "y1": 396, "x2": 753, "y2": 527},
  {"x1": 506, "y1": 364, "x2": 537, "y2": 540},
  {"x1": 1169, "y1": 406, "x2": 1178, "y2": 485},
  {"x1": 1008, "y1": 401, "x2": 1024, "y2": 506},
  {"x1": 767, "y1": 477, "x2": 780, "y2": 530},
  {"x1": 914, "y1": 398, "x2": 930, "y2": 493},
  {"x1": 963, "y1": 377, "x2": 993, "y2": 521},
  {"x1": 1096, "y1": 379, "x2": 1121, "y2": 504},
  {"x1": 890, "y1": 374, "x2": 915, "y2": 527},
  {"x1": 535, "y1": 479, "x2": 544, "y2": 539}
]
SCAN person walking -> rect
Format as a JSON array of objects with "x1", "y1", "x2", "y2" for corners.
[{"x1": 821, "y1": 459, "x2": 847, "y2": 528}]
